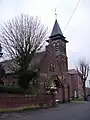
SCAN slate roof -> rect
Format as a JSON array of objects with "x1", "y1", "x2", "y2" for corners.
[
  {"x1": 50, "y1": 19, "x2": 63, "y2": 37},
  {"x1": 68, "y1": 69, "x2": 78, "y2": 74},
  {"x1": 1, "y1": 51, "x2": 45, "y2": 74},
  {"x1": 1, "y1": 53, "x2": 78, "y2": 76},
  {"x1": 1, "y1": 59, "x2": 17, "y2": 74}
]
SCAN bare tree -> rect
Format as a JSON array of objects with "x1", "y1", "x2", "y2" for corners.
[
  {"x1": 77, "y1": 58, "x2": 90, "y2": 101},
  {"x1": 0, "y1": 43, "x2": 5, "y2": 85},
  {"x1": 0, "y1": 14, "x2": 47, "y2": 73}
]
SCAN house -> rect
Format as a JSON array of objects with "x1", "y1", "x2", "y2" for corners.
[
  {"x1": 86, "y1": 87, "x2": 90, "y2": 95},
  {"x1": 68, "y1": 69, "x2": 83, "y2": 99}
]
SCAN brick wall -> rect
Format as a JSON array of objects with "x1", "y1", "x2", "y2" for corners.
[{"x1": 0, "y1": 94, "x2": 54, "y2": 108}]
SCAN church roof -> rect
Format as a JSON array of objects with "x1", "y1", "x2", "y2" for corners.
[
  {"x1": 1, "y1": 52, "x2": 45, "y2": 74},
  {"x1": 68, "y1": 69, "x2": 78, "y2": 74},
  {"x1": 50, "y1": 19, "x2": 63, "y2": 37}
]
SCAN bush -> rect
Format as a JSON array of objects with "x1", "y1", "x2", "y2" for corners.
[
  {"x1": 26, "y1": 85, "x2": 40, "y2": 95},
  {"x1": 0, "y1": 85, "x2": 25, "y2": 94},
  {"x1": 18, "y1": 70, "x2": 37, "y2": 90}
]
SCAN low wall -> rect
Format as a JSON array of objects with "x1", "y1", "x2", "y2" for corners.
[{"x1": 0, "y1": 93, "x2": 54, "y2": 108}]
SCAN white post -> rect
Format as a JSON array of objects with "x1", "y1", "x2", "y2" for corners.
[{"x1": 74, "y1": 90, "x2": 77, "y2": 98}]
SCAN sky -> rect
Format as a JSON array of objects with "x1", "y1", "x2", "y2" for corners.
[{"x1": 0, "y1": 0, "x2": 90, "y2": 85}]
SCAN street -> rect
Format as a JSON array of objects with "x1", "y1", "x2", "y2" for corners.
[{"x1": 0, "y1": 102, "x2": 90, "y2": 120}]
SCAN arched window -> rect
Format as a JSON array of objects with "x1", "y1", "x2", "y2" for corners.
[{"x1": 49, "y1": 63, "x2": 55, "y2": 75}]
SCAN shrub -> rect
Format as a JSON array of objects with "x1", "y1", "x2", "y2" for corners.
[
  {"x1": 18, "y1": 70, "x2": 37, "y2": 90},
  {"x1": 0, "y1": 85, "x2": 25, "y2": 94}
]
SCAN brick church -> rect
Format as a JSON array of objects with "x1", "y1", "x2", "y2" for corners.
[
  {"x1": 36, "y1": 19, "x2": 83, "y2": 101},
  {"x1": 1, "y1": 19, "x2": 83, "y2": 102}
]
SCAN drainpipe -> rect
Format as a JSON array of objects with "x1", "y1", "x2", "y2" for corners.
[{"x1": 61, "y1": 57, "x2": 65, "y2": 103}]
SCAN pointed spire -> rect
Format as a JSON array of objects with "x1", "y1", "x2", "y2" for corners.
[
  {"x1": 48, "y1": 19, "x2": 68, "y2": 43},
  {"x1": 50, "y1": 19, "x2": 63, "y2": 38}
]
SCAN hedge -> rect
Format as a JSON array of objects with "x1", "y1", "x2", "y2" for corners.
[{"x1": 0, "y1": 85, "x2": 25, "y2": 94}]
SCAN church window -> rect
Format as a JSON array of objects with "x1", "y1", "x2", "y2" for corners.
[
  {"x1": 49, "y1": 63, "x2": 55, "y2": 74},
  {"x1": 54, "y1": 43, "x2": 60, "y2": 56},
  {"x1": 55, "y1": 45, "x2": 59, "y2": 51}
]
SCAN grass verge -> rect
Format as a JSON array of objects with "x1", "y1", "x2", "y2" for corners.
[
  {"x1": 0, "y1": 105, "x2": 41, "y2": 113},
  {"x1": 71, "y1": 98, "x2": 83, "y2": 101},
  {"x1": 0, "y1": 104, "x2": 53, "y2": 113}
]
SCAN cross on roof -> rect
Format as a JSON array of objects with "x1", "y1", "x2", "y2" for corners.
[{"x1": 55, "y1": 8, "x2": 57, "y2": 20}]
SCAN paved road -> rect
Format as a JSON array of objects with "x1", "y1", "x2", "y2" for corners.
[{"x1": 0, "y1": 102, "x2": 90, "y2": 120}]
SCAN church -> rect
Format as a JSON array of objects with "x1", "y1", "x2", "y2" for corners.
[
  {"x1": 0, "y1": 19, "x2": 83, "y2": 102},
  {"x1": 37, "y1": 19, "x2": 70, "y2": 102}
]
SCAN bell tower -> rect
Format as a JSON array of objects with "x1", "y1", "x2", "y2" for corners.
[{"x1": 47, "y1": 19, "x2": 68, "y2": 73}]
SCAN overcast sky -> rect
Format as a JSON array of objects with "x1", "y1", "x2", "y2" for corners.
[{"x1": 0, "y1": 0, "x2": 90, "y2": 84}]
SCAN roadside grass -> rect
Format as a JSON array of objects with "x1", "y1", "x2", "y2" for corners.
[
  {"x1": 0, "y1": 105, "x2": 41, "y2": 113},
  {"x1": 71, "y1": 98, "x2": 84, "y2": 102},
  {"x1": 0, "y1": 104, "x2": 52, "y2": 113}
]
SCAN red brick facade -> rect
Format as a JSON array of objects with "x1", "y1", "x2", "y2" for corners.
[
  {"x1": 37, "y1": 20, "x2": 69, "y2": 102},
  {"x1": 68, "y1": 69, "x2": 83, "y2": 98}
]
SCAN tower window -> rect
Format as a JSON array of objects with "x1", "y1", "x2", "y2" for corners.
[{"x1": 49, "y1": 63, "x2": 55, "y2": 74}]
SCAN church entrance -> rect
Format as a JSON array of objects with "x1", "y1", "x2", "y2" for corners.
[
  {"x1": 44, "y1": 75, "x2": 62, "y2": 89},
  {"x1": 44, "y1": 75, "x2": 70, "y2": 102},
  {"x1": 44, "y1": 75, "x2": 64, "y2": 102}
]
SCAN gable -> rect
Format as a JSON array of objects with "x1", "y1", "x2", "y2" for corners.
[{"x1": 38, "y1": 44, "x2": 61, "y2": 76}]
